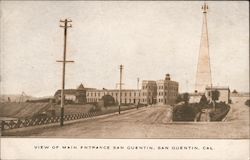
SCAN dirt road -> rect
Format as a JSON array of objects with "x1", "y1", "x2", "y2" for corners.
[{"x1": 3, "y1": 98, "x2": 249, "y2": 138}]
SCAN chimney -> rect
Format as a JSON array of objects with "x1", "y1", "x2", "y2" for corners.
[{"x1": 165, "y1": 74, "x2": 171, "y2": 80}]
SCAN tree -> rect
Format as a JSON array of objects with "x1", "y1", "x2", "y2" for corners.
[
  {"x1": 211, "y1": 90, "x2": 220, "y2": 110},
  {"x1": 232, "y1": 89, "x2": 238, "y2": 94},
  {"x1": 199, "y1": 95, "x2": 208, "y2": 107},
  {"x1": 101, "y1": 95, "x2": 115, "y2": 107},
  {"x1": 175, "y1": 94, "x2": 183, "y2": 103},
  {"x1": 183, "y1": 93, "x2": 190, "y2": 105}
]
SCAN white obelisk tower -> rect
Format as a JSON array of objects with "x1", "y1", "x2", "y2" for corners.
[{"x1": 195, "y1": 2, "x2": 212, "y2": 93}]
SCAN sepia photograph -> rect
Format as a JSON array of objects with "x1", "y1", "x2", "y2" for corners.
[{"x1": 0, "y1": 0, "x2": 249, "y2": 159}]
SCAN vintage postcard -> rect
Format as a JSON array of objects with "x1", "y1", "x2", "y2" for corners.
[{"x1": 0, "y1": 1, "x2": 249, "y2": 160}]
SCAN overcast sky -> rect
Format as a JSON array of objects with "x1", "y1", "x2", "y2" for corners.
[{"x1": 0, "y1": 1, "x2": 249, "y2": 97}]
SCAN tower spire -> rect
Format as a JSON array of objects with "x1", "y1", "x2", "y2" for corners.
[
  {"x1": 202, "y1": 2, "x2": 208, "y2": 13},
  {"x1": 195, "y1": 2, "x2": 212, "y2": 93}
]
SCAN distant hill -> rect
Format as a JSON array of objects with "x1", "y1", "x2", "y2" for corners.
[{"x1": 0, "y1": 94, "x2": 32, "y2": 103}]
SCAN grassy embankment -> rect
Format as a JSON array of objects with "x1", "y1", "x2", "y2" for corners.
[{"x1": 0, "y1": 102, "x2": 138, "y2": 119}]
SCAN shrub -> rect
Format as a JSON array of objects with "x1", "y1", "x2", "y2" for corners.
[
  {"x1": 245, "y1": 99, "x2": 250, "y2": 107},
  {"x1": 173, "y1": 103, "x2": 200, "y2": 121},
  {"x1": 209, "y1": 102, "x2": 230, "y2": 121},
  {"x1": 175, "y1": 93, "x2": 190, "y2": 104}
]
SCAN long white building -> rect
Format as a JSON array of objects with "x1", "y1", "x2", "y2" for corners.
[{"x1": 86, "y1": 74, "x2": 179, "y2": 105}]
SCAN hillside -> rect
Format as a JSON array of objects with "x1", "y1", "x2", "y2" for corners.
[
  {"x1": 0, "y1": 102, "x2": 93, "y2": 119},
  {"x1": 0, "y1": 94, "x2": 33, "y2": 103},
  {"x1": 0, "y1": 102, "x2": 49, "y2": 118}
]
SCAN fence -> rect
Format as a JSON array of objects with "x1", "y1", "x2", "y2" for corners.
[{"x1": 1, "y1": 106, "x2": 138, "y2": 130}]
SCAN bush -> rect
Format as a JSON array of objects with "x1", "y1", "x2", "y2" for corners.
[
  {"x1": 101, "y1": 95, "x2": 115, "y2": 107},
  {"x1": 211, "y1": 90, "x2": 220, "y2": 101},
  {"x1": 175, "y1": 93, "x2": 190, "y2": 104},
  {"x1": 89, "y1": 105, "x2": 101, "y2": 113},
  {"x1": 175, "y1": 94, "x2": 182, "y2": 103},
  {"x1": 245, "y1": 99, "x2": 250, "y2": 107},
  {"x1": 209, "y1": 102, "x2": 230, "y2": 121},
  {"x1": 173, "y1": 103, "x2": 200, "y2": 121},
  {"x1": 199, "y1": 95, "x2": 208, "y2": 105}
]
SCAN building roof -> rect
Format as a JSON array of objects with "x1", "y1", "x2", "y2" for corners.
[
  {"x1": 142, "y1": 80, "x2": 156, "y2": 83},
  {"x1": 54, "y1": 89, "x2": 78, "y2": 96},
  {"x1": 205, "y1": 86, "x2": 230, "y2": 90},
  {"x1": 77, "y1": 83, "x2": 85, "y2": 90}
]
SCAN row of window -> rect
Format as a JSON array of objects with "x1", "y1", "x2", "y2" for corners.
[
  {"x1": 142, "y1": 84, "x2": 178, "y2": 90},
  {"x1": 86, "y1": 91, "x2": 178, "y2": 98},
  {"x1": 87, "y1": 92, "x2": 140, "y2": 97},
  {"x1": 157, "y1": 85, "x2": 178, "y2": 90},
  {"x1": 87, "y1": 98, "x2": 151, "y2": 103},
  {"x1": 142, "y1": 85, "x2": 155, "y2": 89},
  {"x1": 157, "y1": 92, "x2": 178, "y2": 96},
  {"x1": 158, "y1": 98, "x2": 176, "y2": 103},
  {"x1": 87, "y1": 97, "x2": 178, "y2": 104},
  {"x1": 142, "y1": 92, "x2": 153, "y2": 96}
]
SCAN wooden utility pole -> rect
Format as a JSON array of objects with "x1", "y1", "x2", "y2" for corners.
[
  {"x1": 57, "y1": 19, "x2": 74, "y2": 126},
  {"x1": 119, "y1": 65, "x2": 123, "y2": 114},
  {"x1": 137, "y1": 77, "x2": 139, "y2": 109}
]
